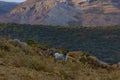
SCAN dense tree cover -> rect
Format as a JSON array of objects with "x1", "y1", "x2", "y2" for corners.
[{"x1": 0, "y1": 23, "x2": 120, "y2": 63}]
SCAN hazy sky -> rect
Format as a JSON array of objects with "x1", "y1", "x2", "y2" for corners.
[{"x1": 0, "y1": 0, "x2": 26, "y2": 3}]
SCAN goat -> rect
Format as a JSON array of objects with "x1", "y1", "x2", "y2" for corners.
[{"x1": 53, "y1": 52, "x2": 68, "y2": 64}]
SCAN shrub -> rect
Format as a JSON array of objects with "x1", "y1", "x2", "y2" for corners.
[
  {"x1": 25, "y1": 39, "x2": 38, "y2": 46},
  {"x1": 0, "y1": 51, "x2": 6, "y2": 57}
]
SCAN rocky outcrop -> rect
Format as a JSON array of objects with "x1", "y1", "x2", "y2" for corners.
[
  {"x1": 42, "y1": 2, "x2": 83, "y2": 26},
  {"x1": 9, "y1": 39, "x2": 28, "y2": 47},
  {"x1": 86, "y1": 56, "x2": 111, "y2": 69},
  {"x1": 78, "y1": 54, "x2": 112, "y2": 69}
]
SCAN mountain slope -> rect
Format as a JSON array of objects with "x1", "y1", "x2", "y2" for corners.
[
  {"x1": 1, "y1": 0, "x2": 62, "y2": 24},
  {"x1": 0, "y1": 1, "x2": 19, "y2": 16},
  {"x1": 0, "y1": 0, "x2": 120, "y2": 26}
]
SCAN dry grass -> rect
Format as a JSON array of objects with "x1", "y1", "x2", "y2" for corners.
[{"x1": 0, "y1": 38, "x2": 120, "y2": 80}]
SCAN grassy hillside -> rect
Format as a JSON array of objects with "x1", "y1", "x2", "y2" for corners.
[
  {"x1": 0, "y1": 38, "x2": 120, "y2": 80},
  {"x1": 0, "y1": 23, "x2": 120, "y2": 63}
]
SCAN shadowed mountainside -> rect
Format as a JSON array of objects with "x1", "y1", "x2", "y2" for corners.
[{"x1": 0, "y1": 1, "x2": 19, "y2": 16}]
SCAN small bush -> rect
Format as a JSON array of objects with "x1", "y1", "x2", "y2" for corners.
[
  {"x1": 0, "y1": 51, "x2": 7, "y2": 57},
  {"x1": 60, "y1": 70, "x2": 75, "y2": 80},
  {"x1": 79, "y1": 57, "x2": 87, "y2": 64},
  {"x1": 25, "y1": 39, "x2": 38, "y2": 46}
]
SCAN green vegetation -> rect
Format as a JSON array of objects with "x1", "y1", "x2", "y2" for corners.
[
  {"x1": 0, "y1": 38, "x2": 120, "y2": 80},
  {"x1": 0, "y1": 23, "x2": 120, "y2": 63}
]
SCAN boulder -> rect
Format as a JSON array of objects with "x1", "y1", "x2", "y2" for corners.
[
  {"x1": 9, "y1": 39, "x2": 28, "y2": 47},
  {"x1": 117, "y1": 62, "x2": 120, "y2": 69},
  {"x1": 87, "y1": 56, "x2": 111, "y2": 69},
  {"x1": 45, "y1": 48, "x2": 57, "y2": 56}
]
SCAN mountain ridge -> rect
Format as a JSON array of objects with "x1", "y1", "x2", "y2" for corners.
[
  {"x1": 0, "y1": 0, "x2": 120, "y2": 26},
  {"x1": 0, "y1": 1, "x2": 19, "y2": 16}
]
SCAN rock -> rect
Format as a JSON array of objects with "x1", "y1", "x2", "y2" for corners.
[
  {"x1": 117, "y1": 62, "x2": 120, "y2": 69},
  {"x1": 9, "y1": 39, "x2": 28, "y2": 47},
  {"x1": 87, "y1": 56, "x2": 111, "y2": 69},
  {"x1": 45, "y1": 48, "x2": 57, "y2": 56},
  {"x1": 68, "y1": 51, "x2": 83, "y2": 59},
  {"x1": 68, "y1": 51, "x2": 83, "y2": 62}
]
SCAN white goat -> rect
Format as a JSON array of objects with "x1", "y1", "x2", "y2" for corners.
[{"x1": 53, "y1": 52, "x2": 68, "y2": 64}]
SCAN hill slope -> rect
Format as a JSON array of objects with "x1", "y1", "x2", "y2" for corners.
[
  {"x1": 0, "y1": 1, "x2": 19, "y2": 16},
  {"x1": 0, "y1": 37, "x2": 120, "y2": 80},
  {"x1": 0, "y1": 23, "x2": 120, "y2": 63},
  {"x1": 0, "y1": 0, "x2": 120, "y2": 26}
]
